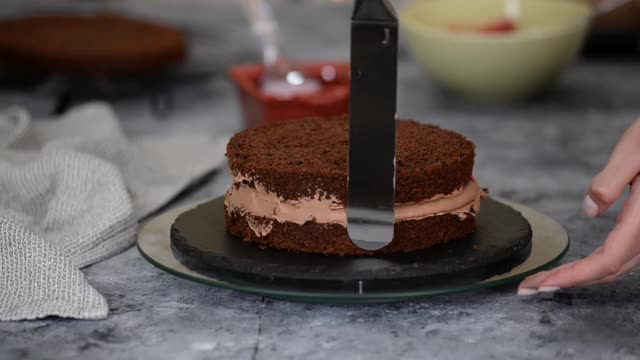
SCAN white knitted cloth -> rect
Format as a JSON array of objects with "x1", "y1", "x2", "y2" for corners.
[{"x1": 0, "y1": 103, "x2": 227, "y2": 320}]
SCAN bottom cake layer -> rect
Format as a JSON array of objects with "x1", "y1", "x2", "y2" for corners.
[{"x1": 224, "y1": 207, "x2": 477, "y2": 256}]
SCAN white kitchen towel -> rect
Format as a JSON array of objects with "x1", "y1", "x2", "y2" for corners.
[{"x1": 0, "y1": 102, "x2": 228, "y2": 320}]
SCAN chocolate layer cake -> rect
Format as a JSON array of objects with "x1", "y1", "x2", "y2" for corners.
[
  {"x1": 224, "y1": 116, "x2": 484, "y2": 256},
  {"x1": 0, "y1": 13, "x2": 185, "y2": 74}
]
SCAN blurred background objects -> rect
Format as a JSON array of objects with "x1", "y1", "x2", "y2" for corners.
[
  {"x1": 0, "y1": 0, "x2": 638, "y2": 118},
  {"x1": 2, "y1": 1, "x2": 640, "y2": 358},
  {"x1": 585, "y1": 0, "x2": 640, "y2": 57}
]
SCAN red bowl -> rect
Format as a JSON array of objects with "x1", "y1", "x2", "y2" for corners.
[{"x1": 229, "y1": 62, "x2": 350, "y2": 128}]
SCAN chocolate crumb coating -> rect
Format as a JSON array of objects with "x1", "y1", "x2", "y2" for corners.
[{"x1": 226, "y1": 116, "x2": 475, "y2": 203}]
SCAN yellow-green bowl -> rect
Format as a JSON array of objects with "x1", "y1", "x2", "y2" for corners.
[{"x1": 400, "y1": 0, "x2": 592, "y2": 102}]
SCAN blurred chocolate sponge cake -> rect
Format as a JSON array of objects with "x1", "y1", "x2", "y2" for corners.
[
  {"x1": 0, "y1": 12, "x2": 186, "y2": 74},
  {"x1": 224, "y1": 116, "x2": 485, "y2": 256}
]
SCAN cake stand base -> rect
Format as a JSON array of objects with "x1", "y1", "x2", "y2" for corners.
[{"x1": 138, "y1": 197, "x2": 568, "y2": 303}]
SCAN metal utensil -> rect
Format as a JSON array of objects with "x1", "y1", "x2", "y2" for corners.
[
  {"x1": 347, "y1": 0, "x2": 398, "y2": 251},
  {"x1": 241, "y1": 0, "x2": 321, "y2": 98}
]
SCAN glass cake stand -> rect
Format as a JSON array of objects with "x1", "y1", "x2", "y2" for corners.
[{"x1": 137, "y1": 197, "x2": 568, "y2": 303}]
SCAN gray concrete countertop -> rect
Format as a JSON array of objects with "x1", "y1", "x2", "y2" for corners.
[{"x1": 2, "y1": 2, "x2": 640, "y2": 359}]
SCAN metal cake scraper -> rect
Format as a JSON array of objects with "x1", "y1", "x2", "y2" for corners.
[{"x1": 347, "y1": 0, "x2": 398, "y2": 251}]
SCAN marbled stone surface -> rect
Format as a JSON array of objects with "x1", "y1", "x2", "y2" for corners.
[{"x1": 2, "y1": 1, "x2": 640, "y2": 359}]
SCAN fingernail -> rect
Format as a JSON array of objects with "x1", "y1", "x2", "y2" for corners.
[
  {"x1": 538, "y1": 286, "x2": 560, "y2": 293},
  {"x1": 583, "y1": 194, "x2": 599, "y2": 218},
  {"x1": 517, "y1": 288, "x2": 538, "y2": 296}
]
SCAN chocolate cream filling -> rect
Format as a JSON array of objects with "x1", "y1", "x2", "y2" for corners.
[{"x1": 225, "y1": 174, "x2": 484, "y2": 237}]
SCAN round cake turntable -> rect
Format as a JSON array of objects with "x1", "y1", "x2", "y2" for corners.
[{"x1": 137, "y1": 196, "x2": 569, "y2": 303}]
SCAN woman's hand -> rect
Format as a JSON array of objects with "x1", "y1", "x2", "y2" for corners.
[{"x1": 518, "y1": 118, "x2": 640, "y2": 295}]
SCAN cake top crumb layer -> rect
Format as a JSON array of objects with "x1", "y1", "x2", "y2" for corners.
[{"x1": 226, "y1": 116, "x2": 475, "y2": 203}]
